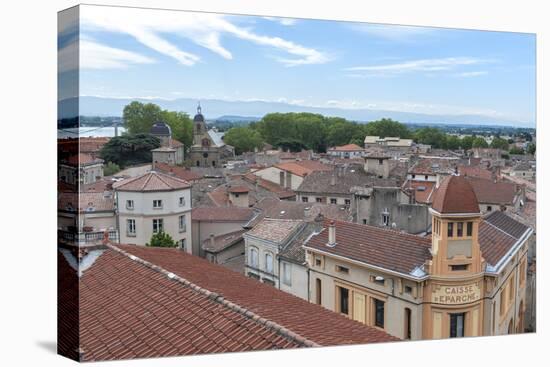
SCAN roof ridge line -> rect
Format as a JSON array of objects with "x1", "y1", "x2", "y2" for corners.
[
  {"x1": 483, "y1": 216, "x2": 518, "y2": 240},
  {"x1": 142, "y1": 172, "x2": 154, "y2": 190},
  {"x1": 107, "y1": 244, "x2": 320, "y2": 348}
]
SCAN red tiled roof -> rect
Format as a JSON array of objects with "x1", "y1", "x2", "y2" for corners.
[
  {"x1": 458, "y1": 165, "x2": 493, "y2": 180},
  {"x1": 243, "y1": 173, "x2": 295, "y2": 199},
  {"x1": 403, "y1": 180, "x2": 436, "y2": 204},
  {"x1": 58, "y1": 191, "x2": 115, "y2": 212},
  {"x1": 59, "y1": 247, "x2": 307, "y2": 362},
  {"x1": 465, "y1": 177, "x2": 518, "y2": 205},
  {"x1": 115, "y1": 244, "x2": 398, "y2": 347},
  {"x1": 154, "y1": 162, "x2": 203, "y2": 182},
  {"x1": 228, "y1": 185, "x2": 250, "y2": 193},
  {"x1": 66, "y1": 153, "x2": 103, "y2": 166},
  {"x1": 113, "y1": 171, "x2": 191, "y2": 192},
  {"x1": 273, "y1": 160, "x2": 332, "y2": 177},
  {"x1": 202, "y1": 229, "x2": 247, "y2": 253},
  {"x1": 329, "y1": 144, "x2": 364, "y2": 152},
  {"x1": 431, "y1": 175, "x2": 480, "y2": 214},
  {"x1": 192, "y1": 206, "x2": 255, "y2": 222},
  {"x1": 246, "y1": 218, "x2": 302, "y2": 244},
  {"x1": 304, "y1": 220, "x2": 432, "y2": 275}
]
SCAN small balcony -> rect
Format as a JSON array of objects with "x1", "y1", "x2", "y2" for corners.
[{"x1": 58, "y1": 228, "x2": 119, "y2": 246}]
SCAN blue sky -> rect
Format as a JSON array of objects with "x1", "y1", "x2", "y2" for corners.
[{"x1": 60, "y1": 5, "x2": 536, "y2": 124}]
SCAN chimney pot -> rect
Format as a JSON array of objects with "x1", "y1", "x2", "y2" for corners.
[
  {"x1": 328, "y1": 221, "x2": 336, "y2": 247},
  {"x1": 210, "y1": 234, "x2": 215, "y2": 246}
]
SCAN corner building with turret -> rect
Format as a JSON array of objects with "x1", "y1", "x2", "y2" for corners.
[{"x1": 303, "y1": 175, "x2": 533, "y2": 340}]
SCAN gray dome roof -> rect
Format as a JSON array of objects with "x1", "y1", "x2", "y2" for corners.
[
  {"x1": 193, "y1": 113, "x2": 205, "y2": 122},
  {"x1": 150, "y1": 121, "x2": 171, "y2": 136}
]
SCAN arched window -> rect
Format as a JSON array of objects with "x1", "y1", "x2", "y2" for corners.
[
  {"x1": 249, "y1": 247, "x2": 259, "y2": 268},
  {"x1": 265, "y1": 252, "x2": 273, "y2": 274}
]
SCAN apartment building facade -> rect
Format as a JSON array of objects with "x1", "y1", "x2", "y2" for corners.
[{"x1": 303, "y1": 176, "x2": 532, "y2": 340}]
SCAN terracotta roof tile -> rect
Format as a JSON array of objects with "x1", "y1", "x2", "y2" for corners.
[
  {"x1": 59, "y1": 247, "x2": 311, "y2": 361},
  {"x1": 114, "y1": 244, "x2": 398, "y2": 347},
  {"x1": 154, "y1": 162, "x2": 203, "y2": 182},
  {"x1": 113, "y1": 171, "x2": 191, "y2": 192},
  {"x1": 304, "y1": 220, "x2": 432, "y2": 275},
  {"x1": 202, "y1": 229, "x2": 247, "y2": 253},
  {"x1": 329, "y1": 144, "x2": 364, "y2": 152},
  {"x1": 274, "y1": 160, "x2": 332, "y2": 177},
  {"x1": 431, "y1": 175, "x2": 480, "y2": 214},
  {"x1": 192, "y1": 206, "x2": 255, "y2": 222},
  {"x1": 458, "y1": 165, "x2": 493, "y2": 180},
  {"x1": 465, "y1": 177, "x2": 518, "y2": 205},
  {"x1": 246, "y1": 218, "x2": 303, "y2": 244}
]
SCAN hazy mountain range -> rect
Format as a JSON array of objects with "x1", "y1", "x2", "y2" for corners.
[{"x1": 58, "y1": 96, "x2": 533, "y2": 127}]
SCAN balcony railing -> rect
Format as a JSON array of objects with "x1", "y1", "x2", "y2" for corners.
[{"x1": 58, "y1": 229, "x2": 119, "y2": 245}]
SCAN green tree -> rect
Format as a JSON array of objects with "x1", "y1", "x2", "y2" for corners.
[
  {"x1": 146, "y1": 231, "x2": 177, "y2": 248},
  {"x1": 527, "y1": 143, "x2": 536, "y2": 155},
  {"x1": 490, "y1": 137, "x2": 509, "y2": 150},
  {"x1": 123, "y1": 101, "x2": 193, "y2": 148},
  {"x1": 460, "y1": 135, "x2": 474, "y2": 150},
  {"x1": 472, "y1": 137, "x2": 489, "y2": 148},
  {"x1": 123, "y1": 101, "x2": 163, "y2": 135},
  {"x1": 509, "y1": 146, "x2": 525, "y2": 155},
  {"x1": 444, "y1": 135, "x2": 461, "y2": 150},
  {"x1": 365, "y1": 118, "x2": 411, "y2": 139},
  {"x1": 413, "y1": 127, "x2": 446, "y2": 148},
  {"x1": 99, "y1": 134, "x2": 160, "y2": 167},
  {"x1": 161, "y1": 110, "x2": 193, "y2": 148},
  {"x1": 223, "y1": 126, "x2": 264, "y2": 155},
  {"x1": 103, "y1": 161, "x2": 121, "y2": 176}
]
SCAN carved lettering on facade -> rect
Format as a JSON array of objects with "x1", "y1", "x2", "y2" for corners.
[{"x1": 431, "y1": 283, "x2": 481, "y2": 305}]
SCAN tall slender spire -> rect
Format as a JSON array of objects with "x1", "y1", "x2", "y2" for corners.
[{"x1": 197, "y1": 101, "x2": 201, "y2": 114}]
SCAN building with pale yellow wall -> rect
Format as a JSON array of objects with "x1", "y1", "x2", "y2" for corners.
[{"x1": 304, "y1": 175, "x2": 533, "y2": 340}]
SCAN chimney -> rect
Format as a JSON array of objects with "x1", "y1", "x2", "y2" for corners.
[
  {"x1": 330, "y1": 174, "x2": 336, "y2": 186},
  {"x1": 327, "y1": 220, "x2": 336, "y2": 247},
  {"x1": 209, "y1": 233, "x2": 215, "y2": 247},
  {"x1": 304, "y1": 206, "x2": 311, "y2": 218}
]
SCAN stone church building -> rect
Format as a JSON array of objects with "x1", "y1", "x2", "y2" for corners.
[{"x1": 188, "y1": 103, "x2": 234, "y2": 167}]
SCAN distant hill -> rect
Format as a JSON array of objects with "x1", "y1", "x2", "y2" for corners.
[
  {"x1": 59, "y1": 96, "x2": 533, "y2": 127},
  {"x1": 215, "y1": 115, "x2": 262, "y2": 122}
]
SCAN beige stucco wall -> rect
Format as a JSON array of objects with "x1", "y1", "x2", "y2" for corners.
[
  {"x1": 253, "y1": 166, "x2": 304, "y2": 190},
  {"x1": 279, "y1": 260, "x2": 309, "y2": 300},
  {"x1": 306, "y1": 250, "x2": 424, "y2": 339}
]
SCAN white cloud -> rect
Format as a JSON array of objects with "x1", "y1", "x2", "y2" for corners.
[
  {"x1": 345, "y1": 57, "x2": 492, "y2": 77},
  {"x1": 347, "y1": 23, "x2": 435, "y2": 42},
  {"x1": 58, "y1": 38, "x2": 155, "y2": 72},
  {"x1": 454, "y1": 71, "x2": 488, "y2": 78},
  {"x1": 80, "y1": 6, "x2": 326, "y2": 67},
  {"x1": 79, "y1": 39, "x2": 155, "y2": 69},
  {"x1": 262, "y1": 16, "x2": 298, "y2": 26}
]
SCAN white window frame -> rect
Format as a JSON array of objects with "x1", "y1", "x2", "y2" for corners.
[
  {"x1": 126, "y1": 200, "x2": 134, "y2": 210},
  {"x1": 249, "y1": 247, "x2": 259, "y2": 268},
  {"x1": 282, "y1": 262, "x2": 292, "y2": 286},
  {"x1": 179, "y1": 196, "x2": 185, "y2": 207},
  {"x1": 127, "y1": 219, "x2": 136, "y2": 236},
  {"x1": 179, "y1": 215, "x2": 186, "y2": 232},
  {"x1": 265, "y1": 252, "x2": 274, "y2": 274},
  {"x1": 152, "y1": 218, "x2": 164, "y2": 233},
  {"x1": 153, "y1": 199, "x2": 163, "y2": 209}
]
